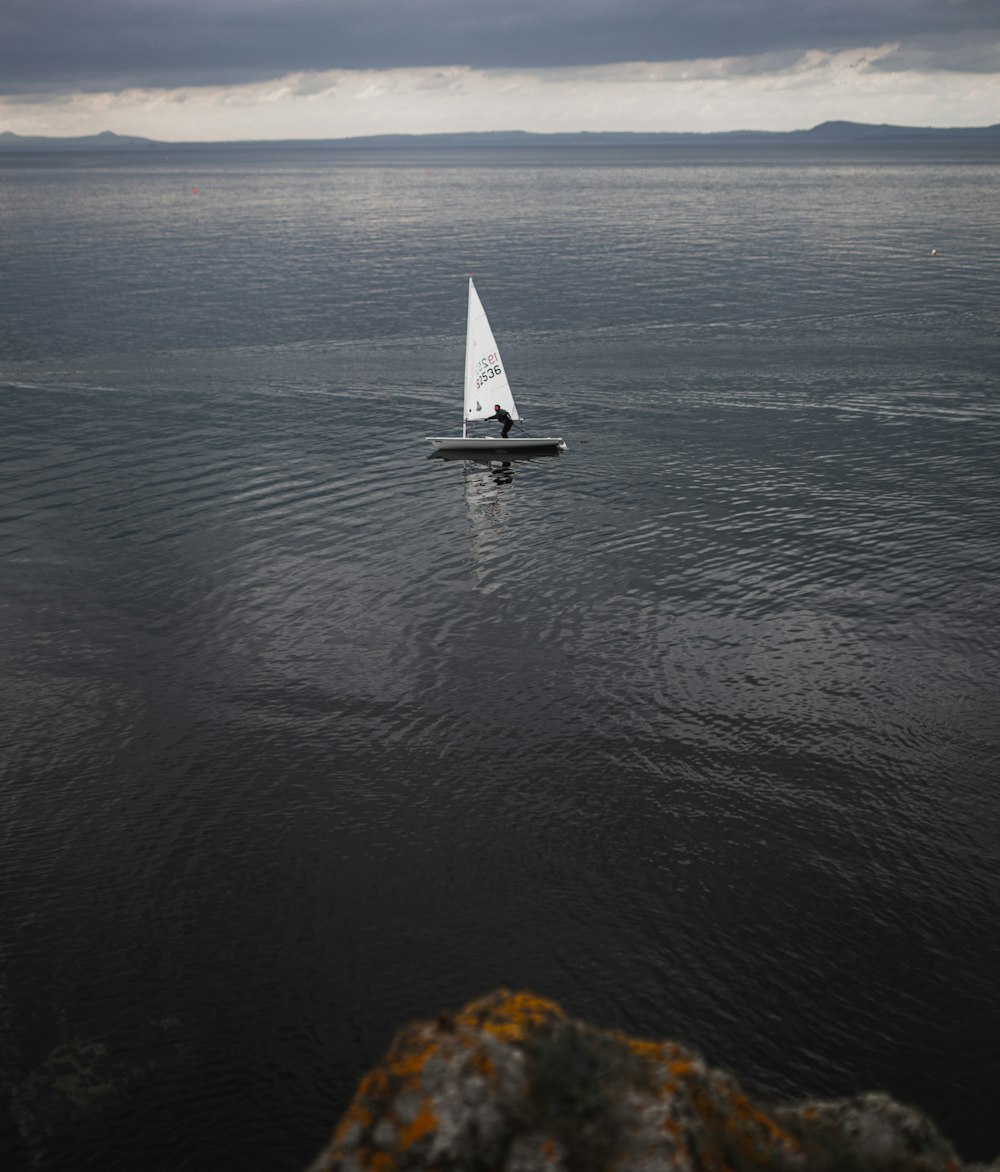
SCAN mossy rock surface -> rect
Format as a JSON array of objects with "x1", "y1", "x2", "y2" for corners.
[{"x1": 308, "y1": 989, "x2": 975, "y2": 1172}]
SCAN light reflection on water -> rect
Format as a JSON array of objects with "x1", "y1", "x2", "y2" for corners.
[{"x1": 1, "y1": 145, "x2": 999, "y2": 1169}]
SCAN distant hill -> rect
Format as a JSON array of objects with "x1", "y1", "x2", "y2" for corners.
[
  {"x1": 1, "y1": 122, "x2": 999, "y2": 151},
  {"x1": 786, "y1": 120, "x2": 1000, "y2": 143},
  {"x1": 0, "y1": 129, "x2": 158, "y2": 150}
]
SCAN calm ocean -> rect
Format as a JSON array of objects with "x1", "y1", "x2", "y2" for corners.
[{"x1": 1, "y1": 144, "x2": 998, "y2": 1170}]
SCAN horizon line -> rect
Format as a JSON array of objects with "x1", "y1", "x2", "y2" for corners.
[{"x1": 3, "y1": 120, "x2": 1000, "y2": 148}]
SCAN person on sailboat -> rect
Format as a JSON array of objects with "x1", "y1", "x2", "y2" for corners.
[{"x1": 486, "y1": 404, "x2": 514, "y2": 438}]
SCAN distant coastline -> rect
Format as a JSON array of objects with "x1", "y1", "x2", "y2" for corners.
[{"x1": 1, "y1": 121, "x2": 999, "y2": 151}]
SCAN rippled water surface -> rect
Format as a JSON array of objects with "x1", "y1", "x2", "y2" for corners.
[{"x1": 1, "y1": 145, "x2": 999, "y2": 1169}]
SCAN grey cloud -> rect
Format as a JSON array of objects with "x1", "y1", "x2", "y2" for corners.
[
  {"x1": 1, "y1": 0, "x2": 998, "y2": 94},
  {"x1": 869, "y1": 35, "x2": 1000, "y2": 73}
]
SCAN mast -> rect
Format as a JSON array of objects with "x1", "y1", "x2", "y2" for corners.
[{"x1": 464, "y1": 278, "x2": 476, "y2": 436}]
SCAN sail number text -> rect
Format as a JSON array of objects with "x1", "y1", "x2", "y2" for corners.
[{"x1": 474, "y1": 352, "x2": 503, "y2": 390}]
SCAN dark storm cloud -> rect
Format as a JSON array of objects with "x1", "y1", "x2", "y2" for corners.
[{"x1": 1, "y1": 0, "x2": 997, "y2": 93}]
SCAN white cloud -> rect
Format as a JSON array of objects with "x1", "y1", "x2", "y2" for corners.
[{"x1": 1, "y1": 48, "x2": 998, "y2": 140}]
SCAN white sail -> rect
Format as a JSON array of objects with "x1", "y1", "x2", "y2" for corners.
[{"x1": 463, "y1": 279, "x2": 519, "y2": 424}]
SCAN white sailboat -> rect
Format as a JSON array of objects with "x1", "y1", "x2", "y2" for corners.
[{"x1": 426, "y1": 279, "x2": 567, "y2": 452}]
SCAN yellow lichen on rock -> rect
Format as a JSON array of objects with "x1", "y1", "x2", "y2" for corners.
[
  {"x1": 399, "y1": 1100, "x2": 437, "y2": 1151},
  {"x1": 456, "y1": 988, "x2": 566, "y2": 1044}
]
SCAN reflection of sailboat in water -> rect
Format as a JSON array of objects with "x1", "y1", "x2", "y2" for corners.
[
  {"x1": 437, "y1": 430, "x2": 561, "y2": 584},
  {"x1": 462, "y1": 461, "x2": 515, "y2": 590}
]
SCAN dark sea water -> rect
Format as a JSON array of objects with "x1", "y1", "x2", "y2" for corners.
[{"x1": 1, "y1": 144, "x2": 999, "y2": 1170}]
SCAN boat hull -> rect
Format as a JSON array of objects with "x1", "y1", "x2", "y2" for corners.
[{"x1": 426, "y1": 436, "x2": 567, "y2": 452}]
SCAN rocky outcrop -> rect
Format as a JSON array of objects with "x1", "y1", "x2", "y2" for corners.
[{"x1": 308, "y1": 989, "x2": 990, "y2": 1172}]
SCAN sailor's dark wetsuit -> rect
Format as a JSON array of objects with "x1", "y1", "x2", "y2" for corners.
[{"x1": 487, "y1": 407, "x2": 513, "y2": 438}]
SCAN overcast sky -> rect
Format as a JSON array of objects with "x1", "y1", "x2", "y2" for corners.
[{"x1": 1, "y1": 0, "x2": 998, "y2": 139}]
